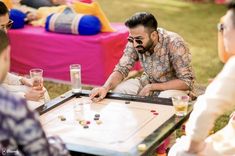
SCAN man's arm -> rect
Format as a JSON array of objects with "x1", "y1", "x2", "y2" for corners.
[
  {"x1": 89, "y1": 71, "x2": 124, "y2": 101},
  {"x1": 139, "y1": 37, "x2": 193, "y2": 96},
  {"x1": 169, "y1": 57, "x2": 235, "y2": 156},
  {"x1": 170, "y1": 39, "x2": 195, "y2": 91},
  {"x1": 185, "y1": 57, "x2": 235, "y2": 152},
  {"x1": 90, "y1": 43, "x2": 138, "y2": 101},
  {"x1": 138, "y1": 79, "x2": 189, "y2": 96},
  {"x1": 3, "y1": 73, "x2": 33, "y2": 86},
  {"x1": 3, "y1": 73, "x2": 22, "y2": 85},
  {"x1": 150, "y1": 79, "x2": 189, "y2": 91},
  {"x1": 103, "y1": 71, "x2": 124, "y2": 91},
  {"x1": 3, "y1": 73, "x2": 47, "y2": 102}
]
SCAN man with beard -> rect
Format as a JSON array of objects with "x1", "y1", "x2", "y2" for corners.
[{"x1": 90, "y1": 12, "x2": 195, "y2": 101}]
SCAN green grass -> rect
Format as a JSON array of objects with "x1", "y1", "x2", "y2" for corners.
[{"x1": 213, "y1": 111, "x2": 232, "y2": 132}]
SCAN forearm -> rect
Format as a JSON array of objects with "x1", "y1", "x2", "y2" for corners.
[
  {"x1": 3, "y1": 73, "x2": 22, "y2": 85},
  {"x1": 186, "y1": 58, "x2": 235, "y2": 144},
  {"x1": 186, "y1": 95, "x2": 234, "y2": 143},
  {"x1": 103, "y1": 71, "x2": 124, "y2": 91},
  {"x1": 150, "y1": 79, "x2": 189, "y2": 91}
]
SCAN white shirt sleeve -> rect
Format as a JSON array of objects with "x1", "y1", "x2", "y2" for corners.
[
  {"x1": 3, "y1": 73, "x2": 22, "y2": 85},
  {"x1": 186, "y1": 56, "x2": 235, "y2": 142}
]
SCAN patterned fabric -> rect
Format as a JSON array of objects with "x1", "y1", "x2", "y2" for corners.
[
  {"x1": 46, "y1": 7, "x2": 83, "y2": 34},
  {"x1": 0, "y1": 86, "x2": 70, "y2": 156},
  {"x1": 114, "y1": 28, "x2": 195, "y2": 92},
  {"x1": 45, "y1": 7, "x2": 101, "y2": 35}
]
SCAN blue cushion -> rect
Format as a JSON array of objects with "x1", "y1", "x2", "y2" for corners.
[
  {"x1": 9, "y1": 9, "x2": 26, "y2": 29},
  {"x1": 45, "y1": 7, "x2": 101, "y2": 35},
  {"x1": 79, "y1": 15, "x2": 101, "y2": 35}
]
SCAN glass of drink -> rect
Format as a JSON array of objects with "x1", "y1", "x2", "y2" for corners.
[
  {"x1": 70, "y1": 64, "x2": 81, "y2": 93},
  {"x1": 172, "y1": 95, "x2": 189, "y2": 116},
  {"x1": 30, "y1": 68, "x2": 43, "y2": 87},
  {"x1": 73, "y1": 103, "x2": 84, "y2": 121}
]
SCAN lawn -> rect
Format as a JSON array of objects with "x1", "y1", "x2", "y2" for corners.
[{"x1": 44, "y1": 0, "x2": 230, "y2": 132}]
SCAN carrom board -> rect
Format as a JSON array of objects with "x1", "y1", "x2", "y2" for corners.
[{"x1": 37, "y1": 90, "x2": 191, "y2": 156}]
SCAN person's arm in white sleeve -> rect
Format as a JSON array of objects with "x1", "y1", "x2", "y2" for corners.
[
  {"x1": 185, "y1": 56, "x2": 235, "y2": 152},
  {"x1": 3, "y1": 72, "x2": 22, "y2": 85}
]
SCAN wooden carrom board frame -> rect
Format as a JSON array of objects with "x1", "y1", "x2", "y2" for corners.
[{"x1": 36, "y1": 90, "x2": 192, "y2": 156}]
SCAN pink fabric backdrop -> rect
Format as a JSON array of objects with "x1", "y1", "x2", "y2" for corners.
[{"x1": 8, "y1": 23, "x2": 140, "y2": 85}]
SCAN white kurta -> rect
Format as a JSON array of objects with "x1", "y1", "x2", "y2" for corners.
[{"x1": 169, "y1": 56, "x2": 235, "y2": 156}]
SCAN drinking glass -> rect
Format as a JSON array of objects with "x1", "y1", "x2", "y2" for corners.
[
  {"x1": 70, "y1": 64, "x2": 81, "y2": 93},
  {"x1": 172, "y1": 95, "x2": 189, "y2": 116},
  {"x1": 30, "y1": 68, "x2": 43, "y2": 88}
]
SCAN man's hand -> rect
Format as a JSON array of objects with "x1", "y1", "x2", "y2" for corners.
[
  {"x1": 26, "y1": 12, "x2": 39, "y2": 22},
  {"x1": 89, "y1": 87, "x2": 108, "y2": 102},
  {"x1": 138, "y1": 84, "x2": 153, "y2": 96},
  {"x1": 24, "y1": 87, "x2": 46, "y2": 101},
  {"x1": 20, "y1": 77, "x2": 33, "y2": 87}
]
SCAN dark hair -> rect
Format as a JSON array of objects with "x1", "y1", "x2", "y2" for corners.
[
  {"x1": 0, "y1": 1, "x2": 9, "y2": 16},
  {"x1": 0, "y1": 30, "x2": 9, "y2": 54},
  {"x1": 227, "y1": 0, "x2": 235, "y2": 27},
  {"x1": 125, "y1": 12, "x2": 158, "y2": 32}
]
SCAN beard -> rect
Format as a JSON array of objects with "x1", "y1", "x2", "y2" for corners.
[{"x1": 135, "y1": 39, "x2": 154, "y2": 54}]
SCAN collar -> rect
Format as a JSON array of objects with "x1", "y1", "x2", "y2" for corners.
[{"x1": 154, "y1": 28, "x2": 164, "y2": 53}]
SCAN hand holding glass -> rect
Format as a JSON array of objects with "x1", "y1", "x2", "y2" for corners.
[{"x1": 30, "y1": 68, "x2": 43, "y2": 88}]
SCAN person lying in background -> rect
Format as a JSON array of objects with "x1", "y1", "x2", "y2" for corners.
[
  {"x1": 1, "y1": 0, "x2": 66, "y2": 21},
  {"x1": 169, "y1": 1, "x2": 235, "y2": 155},
  {"x1": 1, "y1": 0, "x2": 115, "y2": 32},
  {"x1": 0, "y1": 1, "x2": 50, "y2": 109}
]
